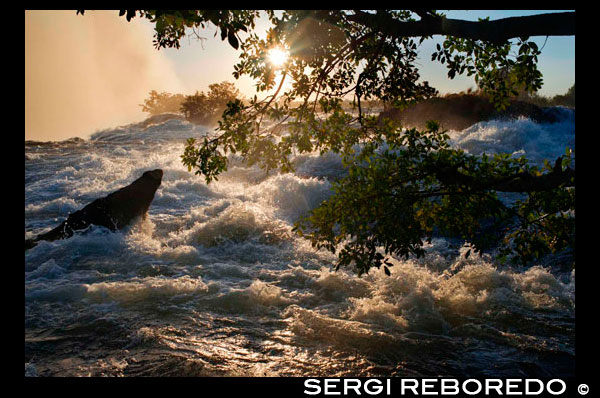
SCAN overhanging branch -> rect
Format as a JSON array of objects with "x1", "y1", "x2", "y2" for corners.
[
  {"x1": 346, "y1": 11, "x2": 575, "y2": 44},
  {"x1": 434, "y1": 157, "x2": 575, "y2": 193}
]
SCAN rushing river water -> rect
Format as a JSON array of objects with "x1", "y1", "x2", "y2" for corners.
[{"x1": 25, "y1": 110, "x2": 575, "y2": 377}]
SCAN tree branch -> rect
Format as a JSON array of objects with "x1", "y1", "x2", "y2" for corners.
[
  {"x1": 346, "y1": 11, "x2": 575, "y2": 44},
  {"x1": 434, "y1": 158, "x2": 575, "y2": 193}
]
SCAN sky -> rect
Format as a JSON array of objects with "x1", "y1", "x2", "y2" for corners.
[{"x1": 25, "y1": 10, "x2": 575, "y2": 141}]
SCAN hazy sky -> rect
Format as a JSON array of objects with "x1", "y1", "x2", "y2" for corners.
[{"x1": 25, "y1": 10, "x2": 575, "y2": 141}]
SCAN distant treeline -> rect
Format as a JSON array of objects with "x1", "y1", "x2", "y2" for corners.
[
  {"x1": 516, "y1": 84, "x2": 575, "y2": 108},
  {"x1": 141, "y1": 82, "x2": 574, "y2": 127},
  {"x1": 140, "y1": 81, "x2": 240, "y2": 125},
  {"x1": 452, "y1": 84, "x2": 575, "y2": 109},
  {"x1": 336, "y1": 84, "x2": 574, "y2": 113}
]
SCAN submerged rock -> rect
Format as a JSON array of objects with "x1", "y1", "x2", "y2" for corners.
[{"x1": 25, "y1": 169, "x2": 163, "y2": 250}]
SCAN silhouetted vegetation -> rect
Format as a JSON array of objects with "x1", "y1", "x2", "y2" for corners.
[
  {"x1": 140, "y1": 82, "x2": 242, "y2": 126},
  {"x1": 140, "y1": 90, "x2": 186, "y2": 116},
  {"x1": 180, "y1": 82, "x2": 241, "y2": 125},
  {"x1": 379, "y1": 84, "x2": 574, "y2": 131},
  {"x1": 516, "y1": 84, "x2": 575, "y2": 108}
]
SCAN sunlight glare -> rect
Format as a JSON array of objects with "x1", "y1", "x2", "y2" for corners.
[{"x1": 267, "y1": 47, "x2": 289, "y2": 68}]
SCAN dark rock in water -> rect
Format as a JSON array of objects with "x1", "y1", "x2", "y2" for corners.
[
  {"x1": 25, "y1": 169, "x2": 163, "y2": 250},
  {"x1": 378, "y1": 94, "x2": 564, "y2": 131}
]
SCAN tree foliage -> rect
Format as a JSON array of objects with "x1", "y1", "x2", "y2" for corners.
[
  {"x1": 140, "y1": 90, "x2": 186, "y2": 115},
  {"x1": 79, "y1": 10, "x2": 576, "y2": 273},
  {"x1": 179, "y1": 81, "x2": 241, "y2": 126}
]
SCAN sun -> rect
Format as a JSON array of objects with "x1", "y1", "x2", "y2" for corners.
[{"x1": 267, "y1": 47, "x2": 289, "y2": 68}]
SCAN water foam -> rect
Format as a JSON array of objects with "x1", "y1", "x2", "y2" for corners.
[
  {"x1": 25, "y1": 110, "x2": 576, "y2": 376},
  {"x1": 450, "y1": 110, "x2": 575, "y2": 166},
  {"x1": 85, "y1": 275, "x2": 209, "y2": 306}
]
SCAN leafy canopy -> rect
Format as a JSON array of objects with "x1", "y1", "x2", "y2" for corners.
[{"x1": 80, "y1": 10, "x2": 575, "y2": 274}]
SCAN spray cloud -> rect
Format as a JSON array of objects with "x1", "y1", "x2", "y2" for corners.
[{"x1": 25, "y1": 10, "x2": 185, "y2": 141}]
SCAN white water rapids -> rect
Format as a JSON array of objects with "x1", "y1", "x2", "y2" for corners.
[{"x1": 25, "y1": 110, "x2": 575, "y2": 377}]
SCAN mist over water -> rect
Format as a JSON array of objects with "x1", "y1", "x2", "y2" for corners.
[
  {"x1": 25, "y1": 10, "x2": 184, "y2": 142},
  {"x1": 25, "y1": 112, "x2": 575, "y2": 377}
]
